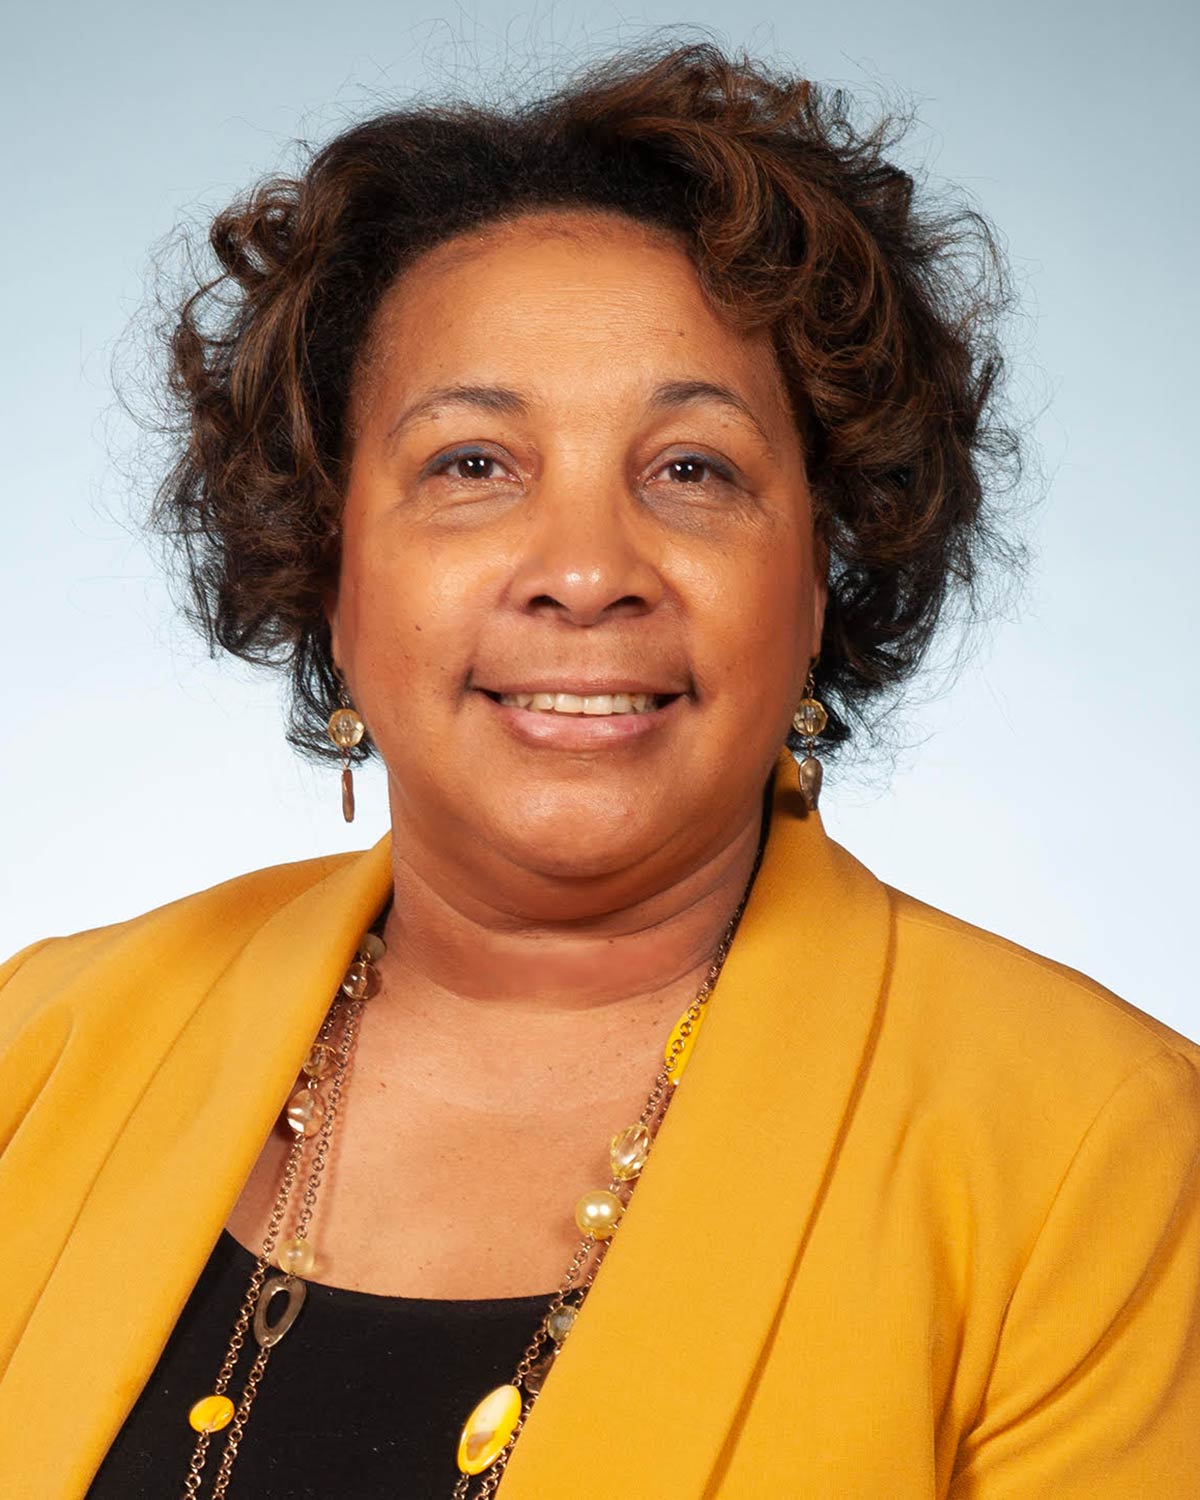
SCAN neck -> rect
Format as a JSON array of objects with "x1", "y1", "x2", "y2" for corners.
[{"x1": 376, "y1": 786, "x2": 769, "y2": 1026}]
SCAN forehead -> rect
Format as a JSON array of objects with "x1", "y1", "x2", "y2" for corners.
[{"x1": 356, "y1": 209, "x2": 785, "y2": 413}]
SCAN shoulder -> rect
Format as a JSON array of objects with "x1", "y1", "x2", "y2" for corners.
[
  {"x1": 888, "y1": 883, "x2": 1197, "y2": 1056},
  {"x1": 880, "y1": 882, "x2": 1200, "y2": 1140},
  {"x1": 0, "y1": 848, "x2": 362, "y2": 1031}
]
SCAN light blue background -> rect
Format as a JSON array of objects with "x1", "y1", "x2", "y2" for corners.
[{"x1": 2, "y1": 2, "x2": 1196, "y2": 1039}]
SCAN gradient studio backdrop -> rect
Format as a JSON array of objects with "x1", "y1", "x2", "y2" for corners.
[{"x1": 2, "y1": 2, "x2": 1196, "y2": 1041}]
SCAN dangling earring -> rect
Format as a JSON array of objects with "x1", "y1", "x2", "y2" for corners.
[
  {"x1": 791, "y1": 666, "x2": 828, "y2": 812},
  {"x1": 327, "y1": 685, "x2": 365, "y2": 823}
]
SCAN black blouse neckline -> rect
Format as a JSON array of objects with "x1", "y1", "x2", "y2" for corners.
[
  {"x1": 218, "y1": 1227, "x2": 558, "y2": 1312},
  {"x1": 88, "y1": 1223, "x2": 564, "y2": 1497}
]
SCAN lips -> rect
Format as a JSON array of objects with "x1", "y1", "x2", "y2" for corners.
[{"x1": 474, "y1": 683, "x2": 687, "y2": 747}]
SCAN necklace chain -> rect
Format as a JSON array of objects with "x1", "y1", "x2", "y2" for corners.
[{"x1": 179, "y1": 869, "x2": 755, "y2": 1499}]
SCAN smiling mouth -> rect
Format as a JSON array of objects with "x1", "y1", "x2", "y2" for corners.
[{"x1": 478, "y1": 690, "x2": 680, "y2": 716}]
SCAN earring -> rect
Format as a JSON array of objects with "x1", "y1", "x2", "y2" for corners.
[
  {"x1": 327, "y1": 686, "x2": 365, "y2": 824},
  {"x1": 791, "y1": 666, "x2": 828, "y2": 813}
]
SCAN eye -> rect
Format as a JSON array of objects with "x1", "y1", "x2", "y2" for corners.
[
  {"x1": 649, "y1": 453, "x2": 737, "y2": 488},
  {"x1": 425, "y1": 446, "x2": 512, "y2": 483}
]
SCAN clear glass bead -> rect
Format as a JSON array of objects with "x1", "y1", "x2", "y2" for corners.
[
  {"x1": 610, "y1": 1123, "x2": 652, "y2": 1181},
  {"x1": 285, "y1": 1087, "x2": 324, "y2": 1138},
  {"x1": 340, "y1": 961, "x2": 381, "y2": 1001},
  {"x1": 301, "y1": 1042, "x2": 334, "y2": 1078},
  {"x1": 792, "y1": 698, "x2": 828, "y2": 738},
  {"x1": 544, "y1": 1304, "x2": 577, "y2": 1343},
  {"x1": 275, "y1": 1236, "x2": 316, "y2": 1275},
  {"x1": 327, "y1": 707, "x2": 365, "y2": 749}
]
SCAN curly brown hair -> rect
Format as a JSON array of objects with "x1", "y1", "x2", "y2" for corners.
[{"x1": 148, "y1": 39, "x2": 1025, "y2": 767}]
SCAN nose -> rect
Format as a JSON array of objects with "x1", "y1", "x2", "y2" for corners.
[{"x1": 509, "y1": 483, "x2": 666, "y2": 627}]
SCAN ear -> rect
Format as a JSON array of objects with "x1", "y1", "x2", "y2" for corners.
[
  {"x1": 322, "y1": 582, "x2": 343, "y2": 672},
  {"x1": 810, "y1": 531, "x2": 830, "y2": 660}
]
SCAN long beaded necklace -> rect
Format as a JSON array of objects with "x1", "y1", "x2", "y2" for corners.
[{"x1": 180, "y1": 861, "x2": 758, "y2": 1499}]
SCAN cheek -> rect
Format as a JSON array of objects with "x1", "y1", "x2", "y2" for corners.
[
  {"x1": 700, "y1": 535, "x2": 811, "y2": 701},
  {"x1": 339, "y1": 534, "x2": 495, "y2": 715},
  {"x1": 334, "y1": 528, "x2": 427, "y2": 697}
]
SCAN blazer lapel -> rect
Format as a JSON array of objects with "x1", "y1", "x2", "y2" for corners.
[
  {"x1": 496, "y1": 748, "x2": 893, "y2": 1497},
  {"x1": 8, "y1": 837, "x2": 395, "y2": 1498}
]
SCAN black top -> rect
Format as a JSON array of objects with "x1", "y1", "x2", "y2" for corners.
[{"x1": 87, "y1": 1230, "x2": 556, "y2": 1499}]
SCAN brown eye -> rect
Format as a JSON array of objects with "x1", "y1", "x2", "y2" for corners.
[
  {"x1": 652, "y1": 454, "x2": 736, "y2": 487},
  {"x1": 427, "y1": 449, "x2": 506, "y2": 481}
]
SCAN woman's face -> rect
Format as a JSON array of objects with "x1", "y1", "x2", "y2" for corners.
[{"x1": 331, "y1": 209, "x2": 826, "y2": 897}]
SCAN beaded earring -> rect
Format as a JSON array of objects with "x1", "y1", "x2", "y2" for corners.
[
  {"x1": 792, "y1": 666, "x2": 828, "y2": 812},
  {"x1": 327, "y1": 686, "x2": 365, "y2": 823}
]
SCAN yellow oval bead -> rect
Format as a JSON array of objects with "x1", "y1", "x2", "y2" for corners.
[
  {"x1": 188, "y1": 1394, "x2": 235, "y2": 1433},
  {"x1": 457, "y1": 1383, "x2": 522, "y2": 1475},
  {"x1": 575, "y1": 1188, "x2": 622, "y2": 1239},
  {"x1": 664, "y1": 1004, "x2": 707, "y2": 1084},
  {"x1": 610, "y1": 1123, "x2": 651, "y2": 1181}
]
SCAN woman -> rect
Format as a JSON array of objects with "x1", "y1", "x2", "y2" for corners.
[{"x1": 2, "y1": 41, "x2": 1197, "y2": 1500}]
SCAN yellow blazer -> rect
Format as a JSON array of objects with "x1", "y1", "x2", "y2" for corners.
[{"x1": 2, "y1": 749, "x2": 1198, "y2": 1498}]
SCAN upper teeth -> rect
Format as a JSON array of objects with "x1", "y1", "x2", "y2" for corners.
[{"x1": 497, "y1": 692, "x2": 659, "y2": 715}]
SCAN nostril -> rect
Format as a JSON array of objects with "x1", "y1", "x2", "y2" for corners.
[{"x1": 526, "y1": 592, "x2": 654, "y2": 627}]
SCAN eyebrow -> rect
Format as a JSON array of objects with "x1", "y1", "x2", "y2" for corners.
[{"x1": 385, "y1": 378, "x2": 776, "y2": 451}]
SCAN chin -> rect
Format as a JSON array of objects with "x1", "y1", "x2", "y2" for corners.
[
  {"x1": 487, "y1": 796, "x2": 664, "y2": 881},
  {"x1": 523, "y1": 843, "x2": 648, "y2": 882}
]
